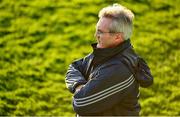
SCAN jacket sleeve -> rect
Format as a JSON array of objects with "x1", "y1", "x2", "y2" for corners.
[
  {"x1": 65, "y1": 58, "x2": 87, "y2": 93},
  {"x1": 72, "y1": 61, "x2": 137, "y2": 115}
]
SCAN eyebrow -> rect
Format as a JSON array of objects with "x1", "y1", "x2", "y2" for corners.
[
  {"x1": 97, "y1": 28, "x2": 106, "y2": 32},
  {"x1": 97, "y1": 29, "x2": 102, "y2": 31}
]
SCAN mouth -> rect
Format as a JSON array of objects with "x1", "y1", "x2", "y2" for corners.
[
  {"x1": 96, "y1": 38, "x2": 100, "y2": 44},
  {"x1": 97, "y1": 39, "x2": 103, "y2": 48},
  {"x1": 98, "y1": 39, "x2": 100, "y2": 43}
]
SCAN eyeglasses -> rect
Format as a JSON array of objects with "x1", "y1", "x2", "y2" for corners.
[{"x1": 95, "y1": 30, "x2": 121, "y2": 35}]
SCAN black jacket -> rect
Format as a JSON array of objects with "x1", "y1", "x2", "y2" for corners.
[{"x1": 65, "y1": 40, "x2": 148, "y2": 116}]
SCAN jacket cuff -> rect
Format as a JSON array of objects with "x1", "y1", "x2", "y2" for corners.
[{"x1": 72, "y1": 81, "x2": 87, "y2": 93}]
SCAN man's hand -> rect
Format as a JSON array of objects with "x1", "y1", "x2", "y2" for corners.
[{"x1": 75, "y1": 85, "x2": 84, "y2": 93}]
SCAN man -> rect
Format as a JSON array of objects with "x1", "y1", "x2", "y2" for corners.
[{"x1": 65, "y1": 4, "x2": 153, "y2": 116}]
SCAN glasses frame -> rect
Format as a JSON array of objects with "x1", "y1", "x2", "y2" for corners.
[{"x1": 95, "y1": 30, "x2": 121, "y2": 35}]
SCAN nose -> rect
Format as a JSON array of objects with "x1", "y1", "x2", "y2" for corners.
[{"x1": 94, "y1": 32, "x2": 100, "y2": 39}]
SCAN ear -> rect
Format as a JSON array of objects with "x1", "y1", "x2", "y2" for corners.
[{"x1": 115, "y1": 33, "x2": 123, "y2": 43}]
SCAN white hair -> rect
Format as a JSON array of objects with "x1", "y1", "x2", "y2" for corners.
[{"x1": 98, "y1": 3, "x2": 134, "y2": 40}]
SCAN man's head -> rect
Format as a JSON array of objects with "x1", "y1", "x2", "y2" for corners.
[{"x1": 95, "y1": 4, "x2": 134, "y2": 48}]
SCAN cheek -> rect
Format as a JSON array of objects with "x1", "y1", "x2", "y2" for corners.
[
  {"x1": 99, "y1": 36, "x2": 106, "y2": 42},
  {"x1": 100, "y1": 37, "x2": 110, "y2": 45}
]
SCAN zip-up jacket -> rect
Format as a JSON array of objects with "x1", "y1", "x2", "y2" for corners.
[{"x1": 65, "y1": 40, "x2": 146, "y2": 116}]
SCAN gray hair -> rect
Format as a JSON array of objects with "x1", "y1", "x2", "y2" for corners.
[{"x1": 98, "y1": 3, "x2": 134, "y2": 40}]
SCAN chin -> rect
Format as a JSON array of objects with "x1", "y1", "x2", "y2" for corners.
[
  {"x1": 97, "y1": 44, "x2": 103, "y2": 48},
  {"x1": 97, "y1": 44, "x2": 101, "y2": 48}
]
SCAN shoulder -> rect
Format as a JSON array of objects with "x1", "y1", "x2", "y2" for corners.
[
  {"x1": 72, "y1": 53, "x2": 93, "y2": 65},
  {"x1": 83, "y1": 53, "x2": 94, "y2": 62},
  {"x1": 96, "y1": 56, "x2": 132, "y2": 81}
]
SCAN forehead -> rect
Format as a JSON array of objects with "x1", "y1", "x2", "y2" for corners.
[{"x1": 96, "y1": 17, "x2": 112, "y2": 30}]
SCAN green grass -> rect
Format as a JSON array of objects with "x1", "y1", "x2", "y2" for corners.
[{"x1": 0, "y1": 0, "x2": 179, "y2": 116}]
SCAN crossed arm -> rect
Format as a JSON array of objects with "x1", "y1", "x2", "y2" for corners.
[
  {"x1": 65, "y1": 58, "x2": 87, "y2": 93},
  {"x1": 65, "y1": 59, "x2": 135, "y2": 115}
]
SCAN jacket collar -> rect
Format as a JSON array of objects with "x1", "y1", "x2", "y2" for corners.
[{"x1": 91, "y1": 39, "x2": 132, "y2": 66}]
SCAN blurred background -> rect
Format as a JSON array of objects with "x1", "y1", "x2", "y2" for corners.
[{"x1": 0, "y1": 0, "x2": 179, "y2": 116}]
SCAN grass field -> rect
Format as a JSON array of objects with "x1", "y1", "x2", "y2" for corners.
[{"x1": 0, "y1": 0, "x2": 180, "y2": 116}]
